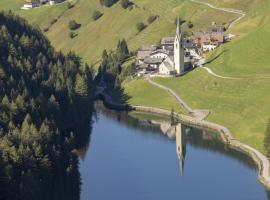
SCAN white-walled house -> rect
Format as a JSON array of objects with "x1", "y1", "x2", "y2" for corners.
[
  {"x1": 150, "y1": 49, "x2": 169, "y2": 59},
  {"x1": 23, "y1": 0, "x2": 63, "y2": 9},
  {"x1": 202, "y1": 44, "x2": 217, "y2": 52},
  {"x1": 158, "y1": 56, "x2": 175, "y2": 75}
]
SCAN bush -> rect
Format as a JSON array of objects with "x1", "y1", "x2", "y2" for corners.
[
  {"x1": 50, "y1": 18, "x2": 57, "y2": 25},
  {"x1": 147, "y1": 15, "x2": 158, "y2": 24},
  {"x1": 188, "y1": 21, "x2": 193, "y2": 29},
  {"x1": 100, "y1": 0, "x2": 118, "y2": 7},
  {"x1": 67, "y1": 2, "x2": 74, "y2": 9},
  {"x1": 136, "y1": 22, "x2": 146, "y2": 32},
  {"x1": 175, "y1": 17, "x2": 186, "y2": 25},
  {"x1": 69, "y1": 31, "x2": 77, "y2": 39},
  {"x1": 68, "y1": 20, "x2": 81, "y2": 30},
  {"x1": 43, "y1": 27, "x2": 49, "y2": 32},
  {"x1": 92, "y1": 10, "x2": 103, "y2": 21},
  {"x1": 121, "y1": 0, "x2": 133, "y2": 9}
]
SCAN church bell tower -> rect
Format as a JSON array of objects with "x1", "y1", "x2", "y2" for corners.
[{"x1": 174, "y1": 17, "x2": 185, "y2": 74}]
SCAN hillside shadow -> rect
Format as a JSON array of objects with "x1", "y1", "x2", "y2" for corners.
[{"x1": 106, "y1": 87, "x2": 131, "y2": 105}]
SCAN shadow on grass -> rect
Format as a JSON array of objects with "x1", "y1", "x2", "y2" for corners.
[{"x1": 107, "y1": 87, "x2": 131, "y2": 105}]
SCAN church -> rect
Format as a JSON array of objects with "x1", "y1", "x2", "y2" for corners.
[
  {"x1": 136, "y1": 18, "x2": 191, "y2": 76},
  {"x1": 159, "y1": 18, "x2": 186, "y2": 75}
]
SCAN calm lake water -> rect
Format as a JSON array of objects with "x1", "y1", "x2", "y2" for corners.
[{"x1": 79, "y1": 108, "x2": 270, "y2": 200}]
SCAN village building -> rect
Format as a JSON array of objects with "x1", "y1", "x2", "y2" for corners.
[
  {"x1": 192, "y1": 25, "x2": 226, "y2": 51},
  {"x1": 23, "y1": 0, "x2": 63, "y2": 9},
  {"x1": 161, "y1": 37, "x2": 174, "y2": 52},
  {"x1": 136, "y1": 18, "x2": 194, "y2": 76}
]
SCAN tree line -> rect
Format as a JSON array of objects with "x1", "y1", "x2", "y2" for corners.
[{"x1": 0, "y1": 11, "x2": 95, "y2": 200}]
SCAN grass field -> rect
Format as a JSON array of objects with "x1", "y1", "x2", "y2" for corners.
[
  {"x1": 0, "y1": 0, "x2": 70, "y2": 30},
  {"x1": 149, "y1": 69, "x2": 270, "y2": 153},
  {"x1": 205, "y1": 14, "x2": 270, "y2": 76},
  {"x1": 120, "y1": 78, "x2": 187, "y2": 114},
  {"x1": 13, "y1": 0, "x2": 236, "y2": 64}
]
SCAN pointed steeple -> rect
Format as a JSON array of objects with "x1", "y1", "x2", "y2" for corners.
[
  {"x1": 176, "y1": 17, "x2": 181, "y2": 40},
  {"x1": 176, "y1": 124, "x2": 186, "y2": 176}
]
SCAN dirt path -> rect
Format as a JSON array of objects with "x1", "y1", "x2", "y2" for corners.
[
  {"x1": 200, "y1": 66, "x2": 241, "y2": 79},
  {"x1": 145, "y1": 76, "x2": 208, "y2": 120},
  {"x1": 190, "y1": 0, "x2": 246, "y2": 29}
]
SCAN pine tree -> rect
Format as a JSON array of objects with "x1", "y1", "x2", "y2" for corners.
[{"x1": 75, "y1": 73, "x2": 88, "y2": 98}]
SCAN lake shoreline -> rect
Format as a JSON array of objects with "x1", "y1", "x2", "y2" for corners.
[{"x1": 97, "y1": 92, "x2": 270, "y2": 190}]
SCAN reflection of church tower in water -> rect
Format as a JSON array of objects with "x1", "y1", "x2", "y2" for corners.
[{"x1": 175, "y1": 123, "x2": 186, "y2": 176}]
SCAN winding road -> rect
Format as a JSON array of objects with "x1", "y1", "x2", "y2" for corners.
[
  {"x1": 145, "y1": 76, "x2": 208, "y2": 120},
  {"x1": 200, "y1": 66, "x2": 241, "y2": 79},
  {"x1": 190, "y1": 0, "x2": 246, "y2": 79},
  {"x1": 190, "y1": 0, "x2": 246, "y2": 29}
]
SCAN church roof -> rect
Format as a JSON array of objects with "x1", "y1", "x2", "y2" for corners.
[
  {"x1": 176, "y1": 17, "x2": 181, "y2": 40},
  {"x1": 143, "y1": 57, "x2": 164, "y2": 64},
  {"x1": 162, "y1": 61, "x2": 175, "y2": 71},
  {"x1": 137, "y1": 50, "x2": 152, "y2": 60},
  {"x1": 161, "y1": 37, "x2": 174, "y2": 45},
  {"x1": 150, "y1": 49, "x2": 169, "y2": 55}
]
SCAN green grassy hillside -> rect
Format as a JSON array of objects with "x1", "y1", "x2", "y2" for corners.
[
  {"x1": 152, "y1": 69, "x2": 270, "y2": 153},
  {"x1": 206, "y1": 14, "x2": 270, "y2": 76},
  {"x1": 44, "y1": 0, "x2": 238, "y2": 63},
  {"x1": 120, "y1": 0, "x2": 270, "y2": 153},
  {"x1": 120, "y1": 78, "x2": 186, "y2": 114},
  {"x1": 0, "y1": 0, "x2": 71, "y2": 30}
]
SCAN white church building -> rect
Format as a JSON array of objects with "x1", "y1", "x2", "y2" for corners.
[
  {"x1": 159, "y1": 18, "x2": 186, "y2": 75},
  {"x1": 137, "y1": 18, "x2": 191, "y2": 76}
]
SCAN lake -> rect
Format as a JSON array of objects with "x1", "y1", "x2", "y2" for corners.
[{"x1": 79, "y1": 107, "x2": 270, "y2": 200}]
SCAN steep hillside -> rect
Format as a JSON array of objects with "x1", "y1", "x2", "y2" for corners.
[
  {"x1": 0, "y1": 0, "x2": 72, "y2": 30},
  {"x1": 44, "y1": 0, "x2": 238, "y2": 63}
]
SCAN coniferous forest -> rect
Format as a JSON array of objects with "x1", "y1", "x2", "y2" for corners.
[{"x1": 0, "y1": 12, "x2": 95, "y2": 200}]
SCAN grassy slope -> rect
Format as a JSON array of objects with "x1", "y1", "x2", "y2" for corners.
[
  {"x1": 121, "y1": 78, "x2": 186, "y2": 114},
  {"x1": 44, "y1": 0, "x2": 237, "y2": 64},
  {"x1": 0, "y1": 0, "x2": 69, "y2": 30},
  {"x1": 153, "y1": 69, "x2": 270, "y2": 152},
  {"x1": 122, "y1": 0, "x2": 270, "y2": 153}
]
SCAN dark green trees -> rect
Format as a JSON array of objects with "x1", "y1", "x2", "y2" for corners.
[
  {"x1": 100, "y1": 0, "x2": 118, "y2": 7},
  {"x1": 121, "y1": 0, "x2": 133, "y2": 9},
  {"x1": 99, "y1": 38, "x2": 132, "y2": 90},
  {"x1": 0, "y1": 11, "x2": 94, "y2": 200},
  {"x1": 116, "y1": 39, "x2": 129, "y2": 62}
]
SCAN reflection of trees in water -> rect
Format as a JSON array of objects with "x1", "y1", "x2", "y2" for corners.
[
  {"x1": 95, "y1": 102, "x2": 165, "y2": 136},
  {"x1": 185, "y1": 126, "x2": 256, "y2": 170}
]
